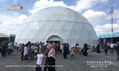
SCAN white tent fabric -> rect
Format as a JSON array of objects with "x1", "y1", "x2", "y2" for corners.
[
  {"x1": 15, "y1": 6, "x2": 98, "y2": 47},
  {"x1": 0, "y1": 33, "x2": 9, "y2": 37}
]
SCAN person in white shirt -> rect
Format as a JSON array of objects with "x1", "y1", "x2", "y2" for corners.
[
  {"x1": 23, "y1": 45, "x2": 28, "y2": 60},
  {"x1": 36, "y1": 51, "x2": 44, "y2": 71},
  {"x1": 110, "y1": 43, "x2": 115, "y2": 54},
  {"x1": 60, "y1": 44, "x2": 63, "y2": 53}
]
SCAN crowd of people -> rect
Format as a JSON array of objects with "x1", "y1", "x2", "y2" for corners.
[
  {"x1": 16, "y1": 41, "x2": 56, "y2": 71},
  {"x1": 16, "y1": 41, "x2": 90, "y2": 71},
  {"x1": 1, "y1": 40, "x2": 119, "y2": 71},
  {"x1": 96, "y1": 42, "x2": 119, "y2": 61},
  {"x1": 0, "y1": 41, "x2": 15, "y2": 57}
]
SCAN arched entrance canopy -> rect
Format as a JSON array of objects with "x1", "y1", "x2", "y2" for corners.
[{"x1": 47, "y1": 35, "x2": 62, "y2": 42}]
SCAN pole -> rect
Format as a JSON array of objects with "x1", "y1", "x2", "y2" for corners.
[{"x1": 110, "y1": 7, "x2": 114, "y2": 43}]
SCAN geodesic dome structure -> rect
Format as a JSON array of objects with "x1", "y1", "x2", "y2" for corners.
[{"x1": 15, "y1": 6, "x2": 98, "y2": 47}]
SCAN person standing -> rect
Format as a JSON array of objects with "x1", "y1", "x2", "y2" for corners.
[
  {"x1": 110, "y1": 43, "x2": 115, "y2": 54},
  {"x1": 0, "y1": 44, "x2": 5, "y2": 57},
  {"x1": 91, "y1": 46, "x2": 95, "y2": 52},
  {"x1": 115, "y1": 42, "x2": 119, "y2": 61},
  {"x1": 60, "y1": 43, "x2": 63, "y2": 53},
  {"x1": 1, "y1": 42, "x2": 7, "y2": 57},
  {"x1": 23, "y1": 45, "x2": 28, "y2": 60},
  {"x1": 7, "y1": 42, "x2": 13, "y2": 55},
  {"x1": 47, "y1": 43, "x2": 56, "y2": 71},
  {"x1": 70, "y1": 47, "x2": 75, "y2": 59},
  {"x1": 20, "y1": 44, "x2": 25, "y2": 60},
  {"x1": 36, "y1": 51, "x2": 44, "y2": 71},
  {"x1": 44, "y1": 44, "x2": 50, "y2": 71},
  {"x1": 31, "y1": 44, "x2": 35, "y2": 59},
  {"x1": 104, "y1": 43, "x2": 109, "y2": 55},
  {"x1": 66, "y1": 43, "x2": 70, "y2": 55},
  {"x1": 82, "y1": 43, "x2": 88, "y2": 56},
  {"x1": 96, "y1": 44, "x2": 101, "y2": 53},
  {"x1": 63, "y1": 43, "x2": 68, "y2": 58}
]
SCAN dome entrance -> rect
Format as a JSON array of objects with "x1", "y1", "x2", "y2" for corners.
[
  {"x1": 47, "y1": 35, "x2": 62, "y2": 42},
  {"x1": 47, "y1": 35, "x2": 62, "y2": 50}
]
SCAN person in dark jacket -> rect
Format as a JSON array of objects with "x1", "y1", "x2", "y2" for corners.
[
  {"x1": 63, "y1": 43, "x2": 69, "y2": 58},
  {"x1": 66, "y1": 43, "x2": 70, "y2": 55},
  {"x1": 1, "y1": 42, "x2": 7, "y2": 57},
  {"x1": 44, "y1": 44, "x2": 50, "y2": 71},
  {"x1": 96, "y1": 44, "x2": 101, "y2": 53},
  {"x1": 104, "y1": 43, "x2": 109, "y2": 55},
  {"x1": 82, "y1": 43, "x2": 88, "y2": 56},
  {"x1": 20, "y1": 44, "x2": 25, "y2": 60},
  {"x1": 115, "y1": 42, "x2": 119, "y2": 61}
]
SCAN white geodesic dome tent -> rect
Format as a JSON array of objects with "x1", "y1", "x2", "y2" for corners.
[
  {"x1": 15, "y1": 6, "x2": 98, "y2": 47},
  {"x1": 0, "y1": 33, "x2": 9, "y2": 37}
]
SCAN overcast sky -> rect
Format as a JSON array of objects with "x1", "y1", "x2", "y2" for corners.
[{"x1": 0, "y1": 0, "x2": 119, "y2": 36}]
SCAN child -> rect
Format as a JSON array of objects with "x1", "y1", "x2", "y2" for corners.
[{"x1": 36, "y1": 50, "x2": 45, "y2": 71}]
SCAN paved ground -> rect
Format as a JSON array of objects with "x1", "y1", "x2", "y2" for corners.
[{"x1": 0, "y1": 51, "x2": 119, "y2": 71}]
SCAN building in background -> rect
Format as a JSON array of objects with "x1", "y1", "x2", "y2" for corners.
[
  {"x1": 0, "y1": 33, "x2": 9, "y2": 44},
  {"x1": 10, "y1": 34, "x2": 16, "y2": 43},
  {"x1": 98, "y1": 32, "x2": 119, "y2": 43}
]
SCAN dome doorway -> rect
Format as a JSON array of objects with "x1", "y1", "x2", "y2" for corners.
[{"x1": 47, "y1": 35, "x2": 62, "y2": 51}]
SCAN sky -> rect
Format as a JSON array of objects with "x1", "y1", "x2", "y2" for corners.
[{"x1": 0, "y1": 0, "x2": 119, "y2": 36}]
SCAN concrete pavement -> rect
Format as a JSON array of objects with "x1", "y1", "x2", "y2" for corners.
[{"x1": 0, "y1": 51, "x2": 119, "y2": 71}]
